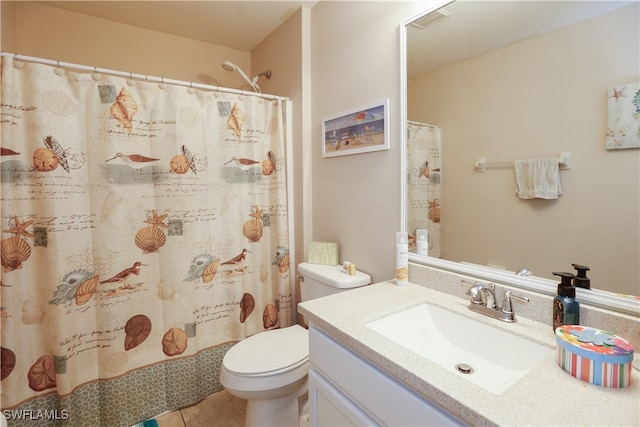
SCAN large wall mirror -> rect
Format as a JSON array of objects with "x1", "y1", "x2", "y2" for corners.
[{"x1": 401, "y1": 0, "x2": 639, "y2": 315}]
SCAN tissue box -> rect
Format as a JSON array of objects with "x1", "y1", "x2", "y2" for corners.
[
  {"x1": 307, "y1": 242, "x2": 339, "y2": 265},
  {"x1": 555, "y1": 325, "x2": 634, "y2": 388}
]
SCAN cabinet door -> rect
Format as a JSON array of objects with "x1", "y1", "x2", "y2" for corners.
[{"x1": 308, "y1": 369, "x2": 380, "y2": 427}]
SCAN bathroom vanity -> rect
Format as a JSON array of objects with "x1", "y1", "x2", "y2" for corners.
[{"x1": 298, "y1": 280, "x2": 640, "y2": 426}]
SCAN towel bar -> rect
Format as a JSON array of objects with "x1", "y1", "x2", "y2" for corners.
[{"x1": 475, "y1": 152, "x2": 571, "y2": 173}]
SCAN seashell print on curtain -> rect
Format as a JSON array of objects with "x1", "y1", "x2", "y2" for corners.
[
  {"x1": 406, "y1": 121, "x2": 441, "y2": 258},
  {"x1": 0, "y1": 56, "x2": 292, "y2": 426}
]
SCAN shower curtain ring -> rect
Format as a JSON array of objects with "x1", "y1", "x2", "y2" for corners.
[{"x1": 53, "y1": 60, "x2": 64, "y2": 75}]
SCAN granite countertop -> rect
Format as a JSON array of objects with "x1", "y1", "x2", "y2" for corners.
[{"x1": 298, "y1": 281, "x2": 640, "y2": 427}]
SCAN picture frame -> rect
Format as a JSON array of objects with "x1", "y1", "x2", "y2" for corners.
[
  {"x1": 322, "y1": 99, "x2": 390, "y2": 157},
  {"x1": 606, "y1": 81, "x2": 640, "y2": 150}
]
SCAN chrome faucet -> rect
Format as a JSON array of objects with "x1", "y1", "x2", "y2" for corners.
[
  {"x1": 463, "y1": 280, "x2": 529, "y2": 322},
  {"x1": 466, "y1": 282, "x2": 497, "y2": 308}
]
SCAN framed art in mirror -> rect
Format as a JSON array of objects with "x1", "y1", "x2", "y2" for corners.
[
  {"x1": 606, "y1": 81, "x2": 640, "y2": 149},
  {"x1": 322, "y1": 99, "x2": 390, "y2": 157}
]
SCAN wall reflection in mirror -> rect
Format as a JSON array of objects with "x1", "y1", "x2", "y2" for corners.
[{"x1": 405, "y1": 1, "x2": 639, "y2": 296}]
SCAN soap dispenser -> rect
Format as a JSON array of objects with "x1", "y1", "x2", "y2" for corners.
[
  {"x1": 572, "y1": 263, "x2": 591, "y2": 289},
  {"x1": 552, "y1": 272, "x2": 580, "y2": 332}
]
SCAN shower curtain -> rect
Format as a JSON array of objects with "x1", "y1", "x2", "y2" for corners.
[
  {"x1": 0, "y1": 56, "x2": 293, "y2": 426},
  {"x1": 406, "y1": 121, "x2": 441, "y2": 258}
]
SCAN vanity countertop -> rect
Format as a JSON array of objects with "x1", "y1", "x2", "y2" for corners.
[{"x1": 298, "y1": 281, "x2": 640, "y2": 427}]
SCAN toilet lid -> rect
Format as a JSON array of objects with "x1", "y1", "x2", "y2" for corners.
[{"x1": 224, "y1": 325, "x2": 309, "y2": 375}]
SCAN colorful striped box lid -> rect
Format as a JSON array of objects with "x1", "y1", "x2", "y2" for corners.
[{"x1": 555, "y1": 325, "x2": 634, "y2": 388}]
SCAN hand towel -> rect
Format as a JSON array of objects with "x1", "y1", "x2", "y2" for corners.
[{"x1": 514, "y1": 158, "x2": 561, "y2": 199}]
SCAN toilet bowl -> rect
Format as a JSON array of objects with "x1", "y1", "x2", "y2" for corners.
[
  {"x1": 220, "y1": 263, "x2": 371, "y2": 427},
  {"x1": 220, "y1": 325, "x2": 309, "y2": 427}
]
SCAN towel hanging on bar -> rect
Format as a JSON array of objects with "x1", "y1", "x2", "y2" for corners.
[{"x1": 514, "y1": 158, "x2": 562, "y2": 199}]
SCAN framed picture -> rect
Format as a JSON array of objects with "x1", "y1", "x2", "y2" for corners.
[
  {"x1": 606, "y1": 82, "x2": 640, "y2": 149},
  {"x1": 322, "y1": 99, "x2": 390, "y2": 157}
]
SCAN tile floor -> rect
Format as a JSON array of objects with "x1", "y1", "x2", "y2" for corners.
[{"x1": 155, "y1": 391, "x2": 246, "y2": 427}]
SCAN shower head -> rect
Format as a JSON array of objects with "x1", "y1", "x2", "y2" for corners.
[
  {"x1": 222, "y1": 61, "x2": 237, "y2": 72},
  {"x1": 221, "y1": 60, "x2": 271, "y2": 94},
  {"x1": 221, "y1": 60, "x2": 255, "y2": 91}
]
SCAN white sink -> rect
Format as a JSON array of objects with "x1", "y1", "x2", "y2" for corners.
[{"x1": 366, "y1": 303, "x2": 552, "y2": 395}]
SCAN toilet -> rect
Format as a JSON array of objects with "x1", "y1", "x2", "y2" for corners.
[{"x1": 220, "y1": 262, "x2": 371, "y2": 427}]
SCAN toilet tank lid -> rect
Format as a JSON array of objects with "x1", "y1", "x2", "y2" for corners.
[{"x1": 298, "y1": 262, "x2": 371, "y2": 288}]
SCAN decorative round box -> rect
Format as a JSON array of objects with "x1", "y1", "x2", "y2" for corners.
[{"x1": 555, "y1": 325, "x2": 634, "y2": 388}]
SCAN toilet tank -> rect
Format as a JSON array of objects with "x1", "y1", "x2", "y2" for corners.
[{"x1": 298, "y1": 262, "x2": 371, "y2": 302}]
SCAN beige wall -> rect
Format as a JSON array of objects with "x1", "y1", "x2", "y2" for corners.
[
  {"x1": 408, "y1": 4, "x2": 640, "y2": 295},
  {"x1": 251, "y1": 7, "x2": 310, "y2": 320},
  {"x1": 0, "y1": 1, "x2": 17, "y2": 50},
  {"x1": 310, "y1": 1, "x2": 427, "y2": 282}
]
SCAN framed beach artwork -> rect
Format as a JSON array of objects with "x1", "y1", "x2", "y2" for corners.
[
  {"x1": 322, "y1": 99, "x2": 390, "y2": 157},
  {"x1": 606, "y1": 81, "x2": 640, "y2": 149}
]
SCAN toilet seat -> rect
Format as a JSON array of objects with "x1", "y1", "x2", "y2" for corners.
[{"x1": 223, "y1": 325, "x2": 309, "y2": 377}]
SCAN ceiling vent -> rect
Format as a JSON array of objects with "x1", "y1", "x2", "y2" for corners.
[{"x1": 410, "y1": 9, "x2": 452, "y2": 29}]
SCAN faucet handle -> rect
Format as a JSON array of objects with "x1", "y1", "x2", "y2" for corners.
[
  {"x1": 484, "y1": 283, "x2": 497, "y2": 309},
  {"x1": 501, "y1": 290, "x2": 529, "y2": 314}
]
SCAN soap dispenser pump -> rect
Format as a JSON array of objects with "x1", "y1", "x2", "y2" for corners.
[
  {"x1": 552, "y1": 272, "x2": 580, "y2": 332},
  {"x1": 572, "y1": 263, "x2": 591, "y2": 289}
]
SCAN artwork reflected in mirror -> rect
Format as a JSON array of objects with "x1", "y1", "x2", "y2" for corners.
[{"x1": 405, "y1": 1, "x2": 640, "y2": 297}]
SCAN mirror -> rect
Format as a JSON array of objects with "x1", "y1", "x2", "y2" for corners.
[{"x1": 401, "y1": 0, "x2": 639, "y2": 315}]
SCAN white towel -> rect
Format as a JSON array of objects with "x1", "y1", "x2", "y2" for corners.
[{"x1": 514, "y1": 158, "x2": 561, "y2": 199}]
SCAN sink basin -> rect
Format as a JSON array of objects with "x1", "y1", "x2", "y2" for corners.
[{"x1": 366, "y1": 303, "x2": 552, "y2": 395}]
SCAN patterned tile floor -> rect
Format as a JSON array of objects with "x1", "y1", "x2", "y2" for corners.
[{"x1": 155, "y1": 391, "x2": 246, "y2": 427}]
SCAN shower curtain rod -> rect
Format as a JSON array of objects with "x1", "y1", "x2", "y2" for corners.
[
  {"x1": 407, "y1": 120, "x2": 436, "y2": 128},
  {"x1": 1, "y1": 52, "x2": 289, "y2": 101}
]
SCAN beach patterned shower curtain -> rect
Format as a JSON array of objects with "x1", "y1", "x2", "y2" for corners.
[
  {"x1": 406, "y1": 121, "x2": 441, "y2": 258},
  {"x1": 0, "y1": 56, "x2": 292, "y2": 426}
]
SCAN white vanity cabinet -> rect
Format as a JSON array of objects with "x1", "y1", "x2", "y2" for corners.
[{"x1": 308, "y1": 326, "x2": 463, "y2": 426}]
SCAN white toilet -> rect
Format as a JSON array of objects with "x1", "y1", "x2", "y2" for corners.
[{"x1": 220, "y1": 262, "x2": 371, "y2": 427}]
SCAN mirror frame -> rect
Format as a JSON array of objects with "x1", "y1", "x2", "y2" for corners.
[{"x1": 399, "y1": 1, "x2": 639, "y2": 317}]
